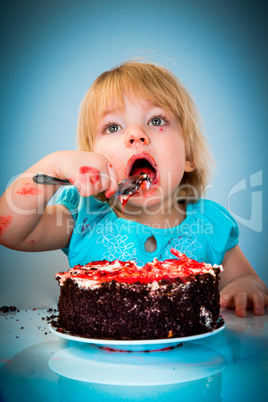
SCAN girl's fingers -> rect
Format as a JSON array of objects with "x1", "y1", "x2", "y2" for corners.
[
  {"x1": 252, "y1": 291, "x2": 265, "y2": 316},
  {"x1": 105, "y1": 164, "x2": 119, "y2": 198},
  {"x1": 234, "y1": 292, "x2": 248, "y2": 317},
  {"x1": 71, "y1": 162, "x2": 118, "y2": 197},
  {"x1": 75, "y1": 166, "x2": 100, "y2": 197},
  {"x1": 220, "y1": 293, "x2": 233, "y2": 309},
  {"x1": 79, "y1": 181, "x2": 93, "y2": 197},
  {"x1": 220, "y1": 286, "x2": 268, "y2": 317}
]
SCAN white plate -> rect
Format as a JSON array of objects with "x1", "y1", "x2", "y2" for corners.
[{"x1": 49, "y1": 321, "x2": 225, "y2": 351}]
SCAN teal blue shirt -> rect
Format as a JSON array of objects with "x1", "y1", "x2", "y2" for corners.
[{"x1": 56, "y1": 187, "x2": 239, "y2": 267}]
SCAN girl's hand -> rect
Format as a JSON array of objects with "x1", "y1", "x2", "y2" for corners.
[
  {"x1": 0, "y1": 150, "x2": 118, "y2": 251},
  {"x1": 220, "y1": 245, "x2": 268, "y2": 317},
  {"x1": 220, "y1": 276, "x2": 268, "y2": 317},
  {"x1": 55, "y1": 151, "x2": 119, "y2": 198}
]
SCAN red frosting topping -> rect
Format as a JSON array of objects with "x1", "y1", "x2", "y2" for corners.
[{"x1": 56, "y1": 249, "x2": 215, "y2": 285}]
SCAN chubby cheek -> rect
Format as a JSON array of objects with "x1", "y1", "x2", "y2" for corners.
[
  {"x1": 166, "y1": 160, "x2": 186, "y2": 190},
  {"x1": 157, "y1": 147, "x2": 186, "y2": 191}
]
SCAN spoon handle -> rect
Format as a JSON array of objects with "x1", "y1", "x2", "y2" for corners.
[{"x1": 32, "y1": 174, "x2": 71, "y2": 185}]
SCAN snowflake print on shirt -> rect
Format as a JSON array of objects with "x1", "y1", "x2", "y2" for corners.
[{"x1": 95, "y1": 218, "x2": 141, "y2": 262}]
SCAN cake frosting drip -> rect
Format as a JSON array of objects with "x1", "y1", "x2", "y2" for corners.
[{"x1": 55, "y1": 249, "x2": 222, "y2": 289}]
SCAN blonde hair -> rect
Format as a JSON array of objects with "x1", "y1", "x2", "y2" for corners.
[{"x1": 77, "y1": 61, "x2": 213, "y2": 202}]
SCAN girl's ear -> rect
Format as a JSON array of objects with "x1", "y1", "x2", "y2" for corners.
[{"x1": 184, "y1": 158, "x2": 196, "y2": 172}]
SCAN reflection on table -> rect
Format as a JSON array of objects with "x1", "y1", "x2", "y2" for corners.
[{"x1": 0, "y1": 308, "x2": 267, "y2": 401}]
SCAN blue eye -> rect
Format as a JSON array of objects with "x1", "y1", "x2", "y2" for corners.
[
  {"x1": 108, "y1": 124, "x2": 120, "y2": 133},
  {"x1": 104, "y1": 123, "x2": 122, "y2": 134},
  {"x1": 149, "y1": 116, "x2": 168, "y2": 126}
]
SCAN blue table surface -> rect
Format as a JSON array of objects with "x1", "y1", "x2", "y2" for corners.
[{"x1": 0, "y1": 308, "x2": 267, "y2": 401}]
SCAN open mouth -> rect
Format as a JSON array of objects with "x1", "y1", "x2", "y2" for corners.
[{"x1": 127, "y1": 153, "x2": 159, "y2": 185}]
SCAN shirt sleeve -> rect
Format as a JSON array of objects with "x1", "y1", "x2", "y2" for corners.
[
  {"x1": 189, "y1": 199, "x2": 239, "y2": 264},
  {"x1": 210, "y1": 201, "x2": 239, "y2": 250},
  {"x1": 56, "y1": 186, "x2": 80, "y2": 222}
]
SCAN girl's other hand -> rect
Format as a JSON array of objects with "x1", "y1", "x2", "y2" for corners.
[
  {"x1": 55, "y1": 151, "x2": 119, "y2": 198},
  {"x1": 219, "y1": 245, "x2": 268, "y2": 317},
  {"x1": 220, "y1": 276, "x2": 268, "y2": 317}
]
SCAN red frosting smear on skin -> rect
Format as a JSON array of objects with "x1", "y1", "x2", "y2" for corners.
[
  {"x1": 79, "y1": 166, "x2": 100, "y2": 184},
  {"x1": 68, "y1": 177, "x2": 75, "y2": 185},
  {"x1": 0, "y1": 215, "x2": 13, "y2": 236},
  {"x1": 16, "y1": 183, "x2": 42, "y2": 196}
]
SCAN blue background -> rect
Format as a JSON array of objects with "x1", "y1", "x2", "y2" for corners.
[{"x1": 0, "y1": 0, "x2": 267, "y2": 307}]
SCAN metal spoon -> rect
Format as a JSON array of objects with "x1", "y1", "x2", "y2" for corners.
[
  {"x1": 32, "y1": 173, "x2": 151, "y2": 197},
  {"x1": 115, "y1": 173, "x2": 151, "y2": 196}
]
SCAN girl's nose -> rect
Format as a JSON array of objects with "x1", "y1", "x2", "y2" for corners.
[{"x1": 125, "y1": 128, "x2": 149, "y2": 147}]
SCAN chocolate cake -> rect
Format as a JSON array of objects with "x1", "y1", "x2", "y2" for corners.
[{"x1": 54, "y1": 249, "x2": 223, "y2": 340}]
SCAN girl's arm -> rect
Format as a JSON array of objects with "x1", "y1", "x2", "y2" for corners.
[
  {"x1": 0, "y1": 151, "x2": 118, "y2": 251},
  {"x1": 219, "y1": 245, "x2": 268, "y2": 317}
]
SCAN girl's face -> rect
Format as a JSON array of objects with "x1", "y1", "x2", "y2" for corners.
[{"x1": 93, "y1": 94, "x2": 194, "y2": 212}]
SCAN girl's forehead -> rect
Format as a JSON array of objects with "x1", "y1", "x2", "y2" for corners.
[
  {"x1": 99, "y1": 92, "x2": 167, "y2": 117},
  {"x1": 99, "y1": 103, "x2": 122, "y2": 120}
]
